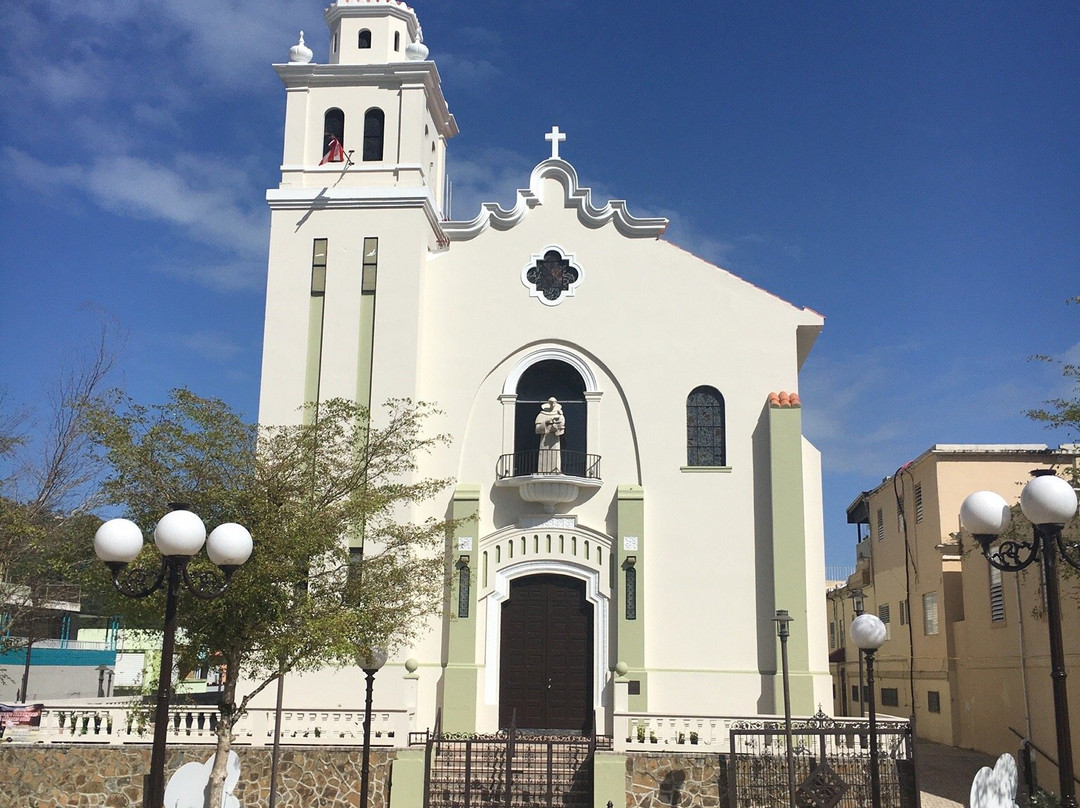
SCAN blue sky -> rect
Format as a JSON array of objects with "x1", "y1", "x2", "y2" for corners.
[{"x1": 1, "y1": 1, "x2": 1077, "y2": 569}]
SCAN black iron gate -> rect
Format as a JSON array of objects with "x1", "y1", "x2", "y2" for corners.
[
  {"x1": 421, "y1": 720, "x2": 600, "y2": 808},
  {"x1": 728, "y1": 711, "x2": 916, "y2": 808}
]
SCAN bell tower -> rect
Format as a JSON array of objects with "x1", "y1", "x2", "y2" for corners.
[
  {"x1": 260, "y1": 1, "x2": 458, "y2": 427},
  {"x1": 271, "y1": 1, "x2": 456, "y2": 196}
]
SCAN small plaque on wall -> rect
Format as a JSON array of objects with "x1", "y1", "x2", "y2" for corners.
[
  {"x1": 623, "y1": 536, "x2": 638, "y2": 551},
  {"x1": 628, "y1": 680, "x2": 641, "y2": 696},
  {"x1": 457, "y1": 537, "x2": 473, "y2": 551}
]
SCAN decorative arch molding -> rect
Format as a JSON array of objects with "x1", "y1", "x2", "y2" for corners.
[
  {"x1": 482, "y1": 557, "x2": 610, "y2": 711},
  {"x1": 442, "y1": 158, "x2": 669, "y2": 241},
  {"x1": 501, "y1": 347, "x2": 599, "y2": 396}
]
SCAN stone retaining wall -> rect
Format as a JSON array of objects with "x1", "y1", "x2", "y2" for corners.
[
  {"x1": 628, "y1": 752, "x2": 727, "y2": 808},
  {"x1": 0, "y1": 745, "x2": 738, "y2": 808},
  {"x1": 0, "y1": 744, "x2": 394, "y2": 807}
]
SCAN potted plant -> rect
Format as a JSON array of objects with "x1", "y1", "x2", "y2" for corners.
[
  {"x1": 636, "y1": 724, "x2": 646, "y2": 744},
  {"x1": 690, "y1": 731, "x2": 699, "y2": 745}
]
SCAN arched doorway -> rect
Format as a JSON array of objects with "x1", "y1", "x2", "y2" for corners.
[{"x1": 498, "y1": 574, "x2": 594, "y2": 732}]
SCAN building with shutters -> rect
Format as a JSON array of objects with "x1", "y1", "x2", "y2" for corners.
[
  {"x1": 830, "y1": 443, "x2": 1080, "y2": 794},
  {"x1": 253, "y1": 0, "x2": 832, "y2": 740}
]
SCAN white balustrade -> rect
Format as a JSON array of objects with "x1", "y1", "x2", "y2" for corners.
[
  {"x1": 3, "y1": 702, "x2": 413, "y2": 747},
  {"x1": 615, "y1": 713, "x2": 732, "y2": 752},
  {"x1": 612, "y1": 711, "x2": 910, "y2": 754}
]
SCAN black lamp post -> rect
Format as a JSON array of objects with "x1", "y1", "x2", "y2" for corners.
[
  {"x1": 773, "y1": 609, "x2": 797, "y2": 808},
  {"x1": 849, "y1": 587, "x2": 866, "y2": 717},
  {"x1": 358, "y1": 646, "x2": 388, "y2": 808},
  {"x1": 960, "y1": 471, "x2": 1079, "y2": 808},
  {"x1": 93, "y1": 506, "x2": 252, "y2": 808},
  {"x1": 851, "y1": 612, "x2": 887, "y2": 808}
]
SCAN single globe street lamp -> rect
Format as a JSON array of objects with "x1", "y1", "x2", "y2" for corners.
[
  {"x1": 94, "y1": 505, "x2": 252, "y2": 808},
  {"x1": 848, "y1": 588, "x2": 866, "y2": 717},
  {"x1": 357, "y1": 645, "x2": 388, "y2": 808},
  {"x1": 960, "y1": 470, "x2": 1079, "y2": 808},
  {"x1": 850, "y1": 612, "x2": 887, "y2": 808},
  {"x1": 773, "y1": 609, "x2": 797, "y2": 808}
]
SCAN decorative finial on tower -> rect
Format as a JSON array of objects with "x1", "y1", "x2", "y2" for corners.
[
  {"x1": 545, "y1": 126, "x2": 566, "y2": 160},
  {"x1": 289, "y1": 30, "x2": 313, "y2": 64}
]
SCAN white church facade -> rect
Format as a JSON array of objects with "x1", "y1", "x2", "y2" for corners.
[{"x1": 256, "y1": 0, "x2": 831, "y2": 740}]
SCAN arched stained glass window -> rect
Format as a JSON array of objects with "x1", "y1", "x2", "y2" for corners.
[
  {"x1": 363, "y1": 108, "x2": 385, "y2": 161},
  {"x1": 687, "y1": 386, "x2": 726, "y2": 466},
  {"x1": 359, "y1": 29, "x2": 372, "y2": 49}
]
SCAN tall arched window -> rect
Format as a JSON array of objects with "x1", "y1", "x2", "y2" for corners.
[
  {"x1": 322, "y1": 108, "x2": 345, "y2": 162},
  {"x1": 358, "y1": 29, "x2": 372, "y2": 48},
  {"x1": 394, "y1": 31, "x2": 401, "y2": 51},
  {"x1": 514, "y1": 360, "x2": 587, "y2": 475},
  {"x1": 363, "y1": 108, "x2": 385, "y2": 161},
  {"x1": 686, "y1": 386, "x2": 726, "y2": 466}
]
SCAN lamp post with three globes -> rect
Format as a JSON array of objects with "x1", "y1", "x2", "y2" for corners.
[
  {"x1": 93, "y1": 505, "x2": 253, "y2": 808},
  {"x1": 959, "y1": 470, "x2": 1079, "y2": 808}
]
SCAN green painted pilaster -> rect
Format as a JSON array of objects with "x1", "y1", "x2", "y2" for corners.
[
  {"x1": 355, "y1": 292, "x2": 376, "y2": 411},
  {"x1": 768, "y1": 403, "x2": 814, "y2": 713},
  {"x1": 616, "y1": 485, "x2": 647, "y2": 711},
  {"x1": 388, "y1": 748, "x2": 425, "y2": 808},
  {"x1": 302, "y1": 295, "x2": 326, "y2": 422},
  {"x1": 443, "y1": 484, "x2": 480, "y2": 733},
  {"x1": 593, "y1": 751, "x2": 628, "y2": 808}
]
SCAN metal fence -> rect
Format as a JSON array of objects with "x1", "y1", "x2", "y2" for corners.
[
  {"x1": 728, "y1": 711, "x2": 915, "y2": 808},
  {"x1": 421, "y1": 719, "x2": 606, "y2": 808}
]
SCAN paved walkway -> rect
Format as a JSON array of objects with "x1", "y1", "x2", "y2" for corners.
[{"x1": 916, "y1": 739, "x2": 1030, "y2": 808}]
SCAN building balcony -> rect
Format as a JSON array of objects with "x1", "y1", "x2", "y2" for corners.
[{"x1": 494, "y1": 451, "x2": 602, "y2": 512}]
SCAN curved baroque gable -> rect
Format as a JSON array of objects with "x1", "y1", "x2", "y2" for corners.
[{"x1": 442, "y1": 158, "x2": 669, "y2": 241}]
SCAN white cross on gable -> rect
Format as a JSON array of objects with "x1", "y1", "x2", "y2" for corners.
[{"x1": 545, "y1": 126, "x2": 566, "y2": 159}]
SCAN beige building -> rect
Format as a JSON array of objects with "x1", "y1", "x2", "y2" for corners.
[{"x1": 828, "y1": 444, "x2": 1080, "y2": 796}]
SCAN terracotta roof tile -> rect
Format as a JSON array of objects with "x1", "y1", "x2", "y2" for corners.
[{"x1": 768, "y1": 391, "x2": 801, "y2": 408}]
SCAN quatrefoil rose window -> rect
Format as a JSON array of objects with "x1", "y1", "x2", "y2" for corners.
[{"x1": 521, "y1": 247, "x2": 583, "y2": 306}]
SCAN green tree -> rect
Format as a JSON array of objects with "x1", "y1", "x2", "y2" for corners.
[
  {"x1": 86, "y1": 390, "x2": 456, "y2": 806},
  {"x1": 1026, "y1": 358, "x2": 1080, "y2": 441}
]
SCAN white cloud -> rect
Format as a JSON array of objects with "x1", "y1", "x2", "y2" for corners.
[
  {"x1": 155, "y1": 257, "x2": 266, "y2": 294},
  {"x1": 446, "y1": 146, "x2": 534, "y2": 220},
  {"x1": 657, "y1": 210, "x2": 738, "y2": 267},
  {"x1": 4, "y1": 147, "x2": 267, "y2": 269},
  {"x1": 179, "y1": 330, "x2": 245, "y2": 363},
  {"x1": 84, "y1": 155, "x2": 267, "y2": 253},
  {"x1": 435, "y1": 52, "x2": 502, "y2": 93},
  {"x1": 799, "y1": 334, "x2": 1075, "y2": 481}
]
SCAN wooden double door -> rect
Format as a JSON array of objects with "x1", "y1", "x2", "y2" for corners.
[{"x1": 499, "y1": 574, "x2": 594, "y2": 733}]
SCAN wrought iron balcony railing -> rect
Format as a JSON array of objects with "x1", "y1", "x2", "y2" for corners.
[{"x1": 495, "y1": 451, "x2": 601, "y2": 480}]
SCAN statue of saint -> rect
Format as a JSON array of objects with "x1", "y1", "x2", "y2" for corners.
[{"x1": 534, "y1": 397, "x2": 565, "y2": 473}]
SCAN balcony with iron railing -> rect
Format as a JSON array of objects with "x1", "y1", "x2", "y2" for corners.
[{"x1": 494, "y1": 450, "x2": 602, "y2": 513}]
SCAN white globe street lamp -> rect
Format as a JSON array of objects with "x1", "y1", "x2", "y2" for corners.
[
  {"x1": 94, "y1": 505, "x2": 252, "y2": 808},
  {"x1": 959, "y1": 471, "x2": 1079, "y2": 808},
  {"x1": 850, "y1": 613, "x2": 887, "y2": 808},
  {"x1": 357, "y1": 645, "x2": 389, "y2": 808}
]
